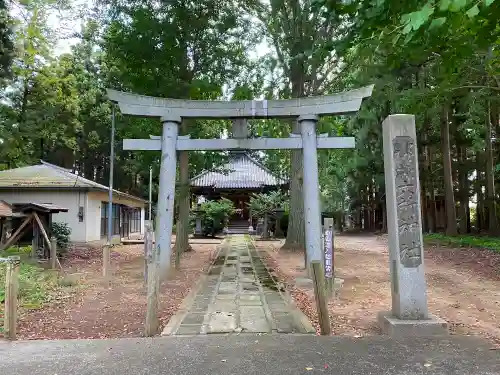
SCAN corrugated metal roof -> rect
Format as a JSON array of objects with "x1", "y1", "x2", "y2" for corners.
[
  {"x1": 0, "y1": 161, "x2": 147, "y2": 203},
  {"x1": 190, "y1": 153, "x2": 287, "y2": 189},
  {"x1": 12, "y1": 202, "x2": 69, "y2": 213}
]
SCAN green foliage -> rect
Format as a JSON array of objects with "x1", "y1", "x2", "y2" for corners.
[
  {"x1": 425, "y1": 233, "x2": 500, "y2": 252},
  {"x1": 0, "y1": 0, "x2": 498, "y2": 243},
  {"x1": 0, "y1": 0, "x2": 14, "y2": 82},
  {"x1": 194, "y1": 198, "x2": 235, "y2": 237},
  {"x1": 0, "y1": 261, "x2": 58, "y2": 309},
  {"x1": 50, "y1": 222, "x2": 71, "y2": 256},
  {"x1": 248, "y1": 191, "x2": 288, "y2": 218}
]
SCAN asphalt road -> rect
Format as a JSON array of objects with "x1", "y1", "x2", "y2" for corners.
[{"x1": 1, "y1": 334, "x2": 499, "y2": 375}]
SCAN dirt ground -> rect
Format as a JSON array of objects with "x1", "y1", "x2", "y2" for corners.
[
  {"x1": 17, "y1": 236, "x2": 221, "y2": 340},
  {"x1": 257, "y1": 233, "x2": 500, "y2": 345}
]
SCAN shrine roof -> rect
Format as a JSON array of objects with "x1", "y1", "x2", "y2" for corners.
[{"x1": 190, "y1": 153, "x2": 287, "y2": 190}]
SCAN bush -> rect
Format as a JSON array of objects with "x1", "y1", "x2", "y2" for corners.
[
  {"x1": 50, "y1": 222, "x2": 71, "y2": 257},
  {"x1": 194, "y1": 198, "x2": 235, "y2": 237}
]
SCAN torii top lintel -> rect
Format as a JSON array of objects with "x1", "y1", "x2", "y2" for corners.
[{"x1": 106, "y1": 85, "x2": 374, "y2": 119}]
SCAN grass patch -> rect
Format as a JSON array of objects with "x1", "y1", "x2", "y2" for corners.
[
  {"x1": 0, "y1": 246, "x2": 75, "y2": 332},
  {"x1": 424, "y1": 233, "x2": 500, "y2": 253}
]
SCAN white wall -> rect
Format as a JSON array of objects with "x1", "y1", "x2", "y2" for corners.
[
  {"x1": 86, "y1": 195, "x2": 102, "y2": 242},
  {"x1": 0, "y1": 190, "x2": 88, "y2": 242}
]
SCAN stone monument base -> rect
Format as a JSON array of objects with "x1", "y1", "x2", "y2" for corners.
[{"x1": 378, "y1": 311, "x2": 448, "y2": 338}]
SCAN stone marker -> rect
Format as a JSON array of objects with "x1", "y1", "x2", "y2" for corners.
[
  {"x1": 194, "y1": 217, "x2": 202, "y2": 237},
  {"x1": 378, "y1": 114, "x2": 447, "y2": 337}
]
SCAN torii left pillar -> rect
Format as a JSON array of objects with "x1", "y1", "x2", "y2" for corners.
[
  {"x1": 156, "y1": 116, "x2": 180, "y2": 274},
  {"x1": 144, "y1": 116, "x2": 179, "y2": 336}
]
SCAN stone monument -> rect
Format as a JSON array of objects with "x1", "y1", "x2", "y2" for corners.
[{"x1": 378, "y1": 114, "x2": 448, "y2": 337}]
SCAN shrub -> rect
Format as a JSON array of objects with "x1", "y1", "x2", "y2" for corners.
[
  {"x1": 50, "y1": 222, "x2": 71, "y2": 257},
  {"x1": 194, "y1": 198, "x2": 235, "y2": 237}
]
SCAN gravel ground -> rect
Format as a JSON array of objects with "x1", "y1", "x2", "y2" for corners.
[
  {"x1": 257, "y1": 233, "x2": 500, "y2": 345},
  {"x1": 15, "y1": 241, "x2": 218, "y2": 340}
]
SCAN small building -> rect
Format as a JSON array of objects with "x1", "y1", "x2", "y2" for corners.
[
  {"x1": 0, "y1": 161, "x2": 147, "y2": 243},
  {"x1": 190, "y1": 152, "x2": 288, "y2": 231}
]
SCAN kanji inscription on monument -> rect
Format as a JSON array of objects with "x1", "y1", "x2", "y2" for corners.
[{"x1": 393, "y1": 136, "x2": 422, "y2": 268}]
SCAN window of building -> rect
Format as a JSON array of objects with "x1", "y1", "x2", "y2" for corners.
[
  {"x1": 101, "y1": 202, "x2": 121, "y2": 237},
  {"x1": 130, "y1": 208, "x2": 141, "y2": 233}
]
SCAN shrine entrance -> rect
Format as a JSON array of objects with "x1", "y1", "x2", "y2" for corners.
[
  {"x1": 106, "y1": 85, "x2": 447, "y2": 339},
  {"x1": 108, "y1": 86, "x2": 373, "y2": 335}
]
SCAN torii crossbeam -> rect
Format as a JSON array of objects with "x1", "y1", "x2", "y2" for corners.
[{"x1": 107, "y1": 85, "x2": 374, "y2": 335}]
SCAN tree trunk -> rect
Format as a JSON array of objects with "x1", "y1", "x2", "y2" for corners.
[
  {"x1": 420, "y1": 117, "x2": 429, "y2": 233},
  {"x1": 476, "y1": 153, "x2": 484, "y2": 232},
  {"x1": 175, "y1": 121, "x2": 191, "y2": 269},
  {"x1": 382, "y1": 198, "x2": 387, "y2": 233},
  {"x1": 427, "y1": 145, "x2": 437, "y2": 233},
  {"x1": 457, "y1": 144, "x2": 469, "y2": 234},
  {"x1": 420, "y1": 147, "x2": 429, "y2": 233},
  {"x1": 485, "y1": 103, "x2": 498, "y2": 235},
  {"x1": 284, "y1": 119, "x2": 306, "y2": 253},
  {"x1": 441, "y1": 107, "x2": 458, "y2": 235},
  {"x1": 367, "y1": 207, "x2": 370, "y2": 230},
  {"x1": 284, "y1": 52, "x2": 307, "y2": 255},
  {"x1": 262, "y1": 212, "x2": 269, "y2": 239}
]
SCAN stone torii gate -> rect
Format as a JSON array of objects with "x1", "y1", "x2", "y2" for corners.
[
  {"x1": 108, "y1": 87, "x2": 448, "y2": 337},
  {"x1": 108, "y1": 85, "x2": 373, "y2": 268},
  {"x1": 108, "y1": 85, "x2": 373, "y2": 334}
]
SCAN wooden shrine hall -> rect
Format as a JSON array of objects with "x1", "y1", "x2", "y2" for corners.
[{"x1": 190, "y1": 151, "x2": 288, "y2": 227}]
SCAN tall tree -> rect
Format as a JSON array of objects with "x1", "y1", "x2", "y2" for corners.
[
  {"x1": 102, "y1": 0, "x2": 257, "y2": 260},
  {"x1": 243, "y1": 0, "x2": 349, "y2": 258},
  {"x1": 0, "y1": 0, "x2": 14, "y2": 83}
]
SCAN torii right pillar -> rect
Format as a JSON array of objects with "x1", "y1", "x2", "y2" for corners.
[{"x1": 378, "y1": 114, "x2": 448, "y2": 337}]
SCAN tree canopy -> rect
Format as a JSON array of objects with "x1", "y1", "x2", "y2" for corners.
[{"x1": 0, "y1": 0, "x2": 499, "y2": 248}]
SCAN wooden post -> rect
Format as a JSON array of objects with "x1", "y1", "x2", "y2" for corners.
[
  {"x1": 145, "y1": 225, "x2": 161, "y2": 336},
  {"x1": 50, "y1": 237, "x2": 57, "y2": 269},
  {"x1": 31, "y1": 223, "x2": 39, "y2": 259},
  {"x1": 144, "y1": 222, "x2": 153, "y2": 284},
  {"x1": 311, "y1": 261, "x2": 331, "y2": 335},
  {"x1": 103, "y1": 245, "x2": 110, "y2": 279},
  {"x1": 4, "y1": 256, "x2": 20, "y2": 340}
]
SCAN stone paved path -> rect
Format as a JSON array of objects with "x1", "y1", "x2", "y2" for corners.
[{"x1": 163, "y1": 235, "x2": 314, "y2": 335}]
